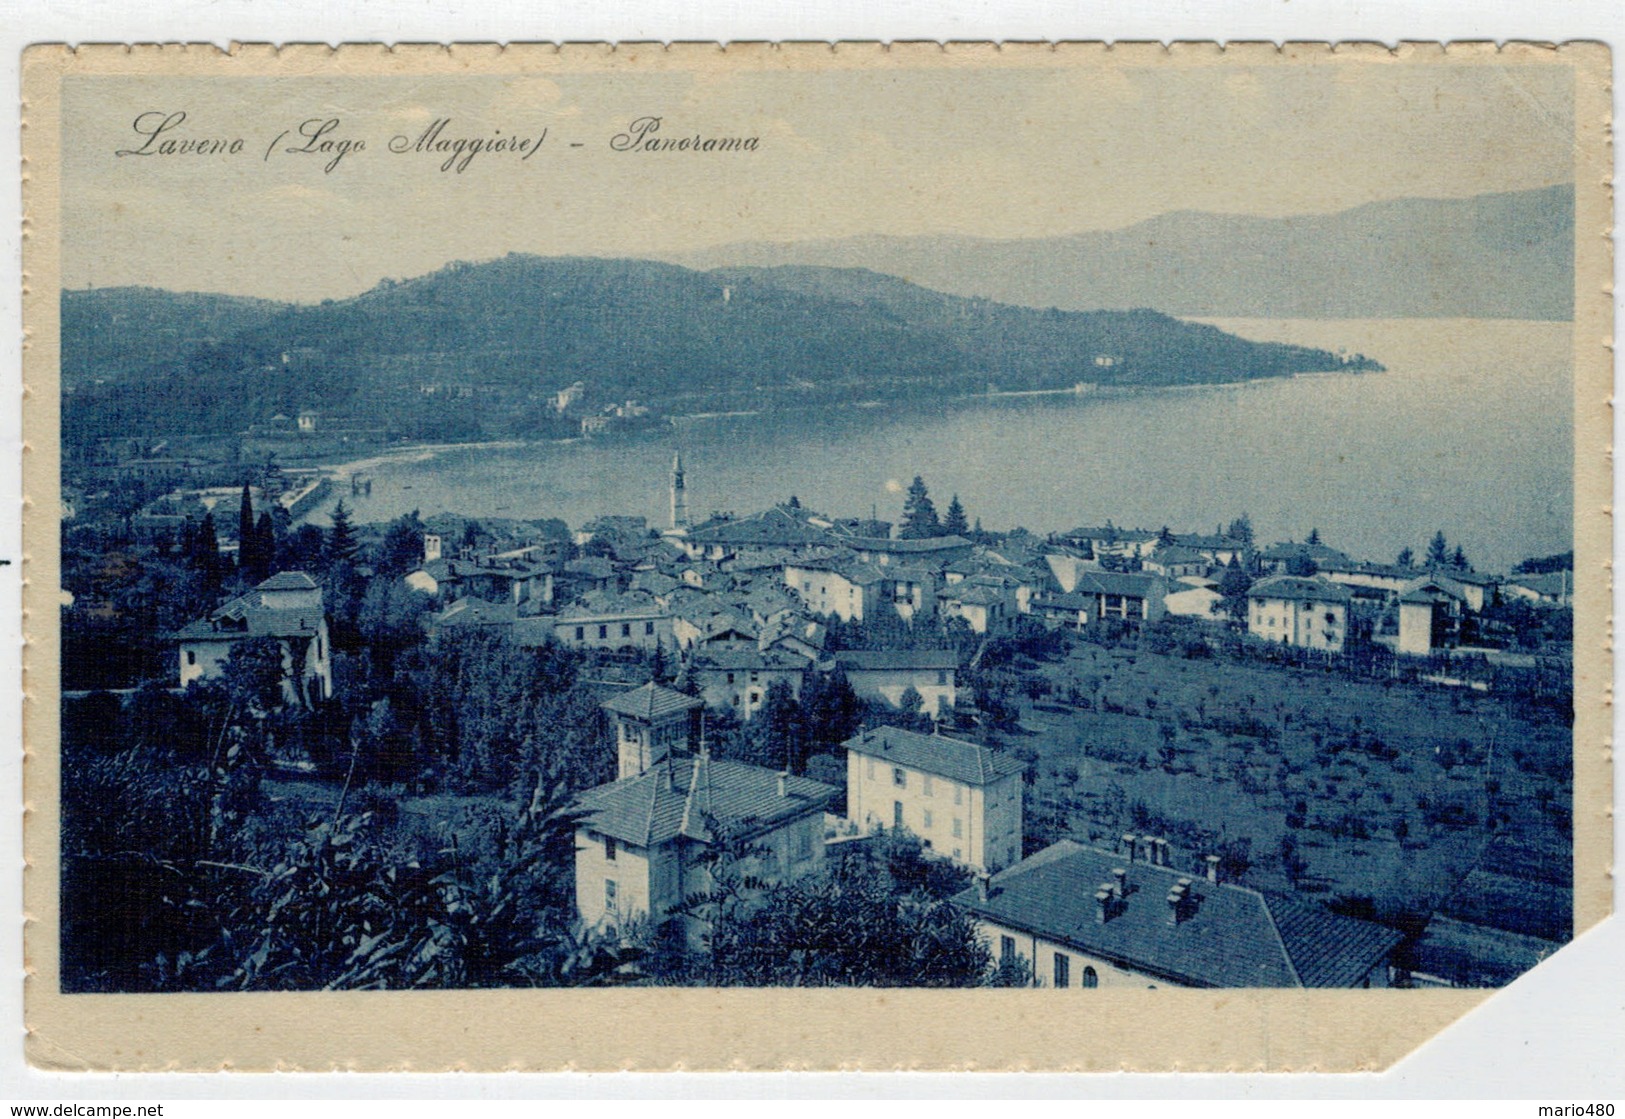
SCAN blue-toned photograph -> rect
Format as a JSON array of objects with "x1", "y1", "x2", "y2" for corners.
[{"x1": 54, "y1": 58, "x2": 1577, "y2": 996}]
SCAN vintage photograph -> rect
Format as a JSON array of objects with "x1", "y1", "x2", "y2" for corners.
[{"x1": 21, "y1": 42, "x2": 1611, "y2": 1069}]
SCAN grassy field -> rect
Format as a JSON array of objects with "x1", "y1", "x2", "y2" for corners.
[{"x1": 1001, "y1": 632, "x2": 1571, "y2": 925}]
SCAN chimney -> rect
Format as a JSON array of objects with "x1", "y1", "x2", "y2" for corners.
[
  {"x1": 1094, "y1": 886, "x2": 1114, "y2": 923},
  {"x1": 1111, "y1": 866, "x2": 1128, "y2": 898},
  {"x1": 777, "y1": 771, "x2": 789, "y2": 797},
  {"x1": 975, "y1": 872, "x2": 991, "y2": 903},
  {"x1": 1121, "y1": 833, "x2": 1137, "y2": 862},
  {"x1": 1205, "y1": 854, "x2": 1221, "y2": 884},
  {"x1": 1167, "y1": 883, "x2": 1188, "y2": 925}
]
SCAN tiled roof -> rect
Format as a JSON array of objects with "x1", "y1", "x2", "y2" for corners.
[
  {"x1": 842, "y1": 726, "x2": 1023, "y2": 786},
  {"x1": 434, "y1": 598, "x2": 519, "y2": 627},
  {"x1": 943, "y1": 584, "x2": 1007, "y2": 607},
  {"x1": 1411, "y1": 916, "x2": 1562, "y2": 988},
  {"x1": 1263, "y1": 891, "x2": 1406, "y2": 987},
  {"x1": 847, "y1": 535, "x2": 973, "y2": 554},
  {"x1": 1247, "y1": 575, "x2": 1353, "y2": 603},
  {"x1": 685, "y1": 508, "x2": 837, "y2": 548},
  {"x1": 1260, "y1": 541, "x2": 1353, "y2": 565},
  {"x1": 557, "y1": 590, "x2": 665, "y2": 621},
  {"x1": 953, "y1": 841, "x2": 1400, "y2": 988},
  {"x1": 1032, "y1": 592, "x2": 1093, "y2": 612},
  {"x1": 599, "y1": 682, "x2": 704, "y2": 722},
  {"x1": 175, "y1": 579, "x2": 326, "y2": 642},
  {"x1": 257, "y1": 571, "x2": 319, "y2": 591},
  {"x1": 1063, "y1": 526, "x2": 1159, "y2": 542},
  {"x1": 573, "y1": 754, "x2": 838, "y2": 847},
  {"x1": 694, "y1": 648, "x2": 813, "y2": 673},
  {"x1": 1073, "y1": 571, "x2": 1168, "y2": 599},
  {"x1": 834, "y1": 649, "x2": 959, "y2": 672},
  {"x1": 1508, "y1": 572, "x2": 1571, "y2": 597}
]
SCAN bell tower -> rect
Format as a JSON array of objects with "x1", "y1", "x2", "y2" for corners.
[{"x1": 670, "y1": 450, "x2": 688, "y2": 529}]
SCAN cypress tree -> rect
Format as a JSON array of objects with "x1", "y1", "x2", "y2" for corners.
[{"x1": 328, "y1": 501, "x2": 358, "y2": 562}]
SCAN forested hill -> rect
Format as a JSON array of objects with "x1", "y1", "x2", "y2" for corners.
[{"x1": 62, "y1": 255, "x2": 1377, "y2": 447}]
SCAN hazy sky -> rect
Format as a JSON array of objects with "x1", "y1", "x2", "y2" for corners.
[{"x1": 60, "y1": 60, "x2": 1577, "y2": 302}]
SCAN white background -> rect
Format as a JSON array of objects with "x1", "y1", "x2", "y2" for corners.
[{"x1": 0, "y1": 0, "x2": 1619, "y2": 1102}]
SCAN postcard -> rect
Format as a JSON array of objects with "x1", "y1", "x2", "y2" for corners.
[{"x1": 20, "y1": 41, "x2": 1611, "y2": 1071}]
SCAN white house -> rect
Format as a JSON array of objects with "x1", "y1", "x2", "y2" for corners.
[
  {"x1": 937, "y1": 580, "x2": 1014, "y2": 634},
  {"x1": 1246, "y1": 576, "x2": 1352, "y2": 653},
  {"x1": 955, "y1": 839, "x2": 1401, "y2": 989},
  {"x1": 1032, "y1": 571, "x2": 1169, "y2": 630},
  {"x1": 690, "y1": 648, "x2": 812, "y2": 721},
  {"x1": 554, "y1": 592, "x2": 675, "y2": 652},
  {"x1": 832, "y1": 649, "x2": 958, "y2": 718},
  {"x1": 571, "y1": 754, "x2": 839, "y2": 949},
  {"x1": 843, "y1": 725, "x2": 1026, "y2": 872},
  {"x1": 781, "y1": 558, "x2": 886, "y2": 623},
  {"x1": 174, "y1": 571, "x2": 333, "y2": 708}
]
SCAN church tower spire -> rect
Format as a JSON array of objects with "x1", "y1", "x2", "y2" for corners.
[{"x1": 670, "y1": 450, "x2": 688, "y2": 529}]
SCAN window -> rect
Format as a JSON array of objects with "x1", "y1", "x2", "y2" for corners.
[
  {"x1": 603, "y1": 836, "x2": 617, "y2": 862},
  {"x1": 923, "y1": 810, "x2": 934, "y2": 829},
  {"x1": 1000, "y1": 936, "x2": 1016, "y2": 964},
  {"x1": 604, "y1": 879, "x2": 618, "y2": 911},
  {"x1": 923, "y1": 775, "x2": 934, "y2": 797},
  {"x1": 575, "y1": 626, "x2": 585, "y2": 641},
  {"x1": 952, "y1": 817, "x2": 963, "y2": 838},
  {"x1": 937, "y1": 670, "x2": 948, "y2": 686},
  {"x1": 795, "y1": 823, "x2": 813, "y2": 862},
  {"x1": 952, "y1": 848, "x2": 961, "y2": 859},
  {"x1": 1054, "y1": 953, "x2": 1071, "y2": 989},
  {"x1": 892, "y1": 767, "x2": 907, "y2": 788},
  {"x1": 893, "y1": 801, "x2": 904, "y2": 828},
  {"x1": 727, "y1": 672, "x2": 736, "y2": 684},
  {"x1": 954, "y1": 786, "x2": 963, "y2": 806},
  {"x1": 645, "y1": 621, "x2": 656, "y2": 635},
  {"x1": 621, "y1": 623, "x2": 632, "y2": 638},
  {"x1": 185, "y1": 650, "x2": 197, "y2": 666},
  {"x1": 749, "y1": 691, "x2": 761, "y2": 705},
  {"x1": 1082, "y1": 966, "x2": 1099, "y2": 988},
  {"x1": 598, "y1": 624, "x2": 608, "y2": 639}
]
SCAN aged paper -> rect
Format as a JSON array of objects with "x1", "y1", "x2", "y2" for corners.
[{"x1": 20, "y1": 42, "x2": 1612, "y2": 1072}]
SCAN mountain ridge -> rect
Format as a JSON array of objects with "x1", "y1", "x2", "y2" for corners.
[{"x1": 667, "y1": 185, "x2": 1574, "y2": 321}]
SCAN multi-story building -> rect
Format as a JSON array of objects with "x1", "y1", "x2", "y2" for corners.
[
  {"x1": 173, "y1": 571, "x2": 333, "y2": 708},
  {"x1": 955, "y1": 839, "x2": 1401, "y2": 988},
  {"x1": 1246, "y1": 575, "x2": 1352, "y2": 653},
  {"x1": 572, "y1": 754, "x2": 839, "y2": 949},
  {"x1": 832, "y1": 649, "x2": 958, "y2": 718},
  {"x1": 843, "y1": 726, "x2": 1026, "y2": 872}
]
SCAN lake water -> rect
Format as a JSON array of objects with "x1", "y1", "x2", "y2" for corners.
[{"x1": 317, "y1": 318, "x2": 1572, "y2": 575}]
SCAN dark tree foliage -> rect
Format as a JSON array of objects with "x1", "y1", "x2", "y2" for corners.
[
  {"x1": 942, "y1": 494, "x2": 968, "y2": 537},
  {"x1": 377, "y1": 512, "x2": 427, "y2": 578},
  {"x1": 693, "y1": 833, "x2": 991, "y2": 988},
  {"x1": 1396, "y1": 546, "x2": 1416, "y2": 569},
  {"x1": 898, "y1": 476, "x2": 941, "y2": 540},
  {"x1": 328, "y1": 501, "x2": 359, "y2": 563},
  {"x1": 1426, "y1": 531, "x2": 1450, "y2": 568}
]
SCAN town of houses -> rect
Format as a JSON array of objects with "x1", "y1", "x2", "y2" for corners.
[{"x1": 128, "y1": 448, "x2": 1574, "y2": 992}]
